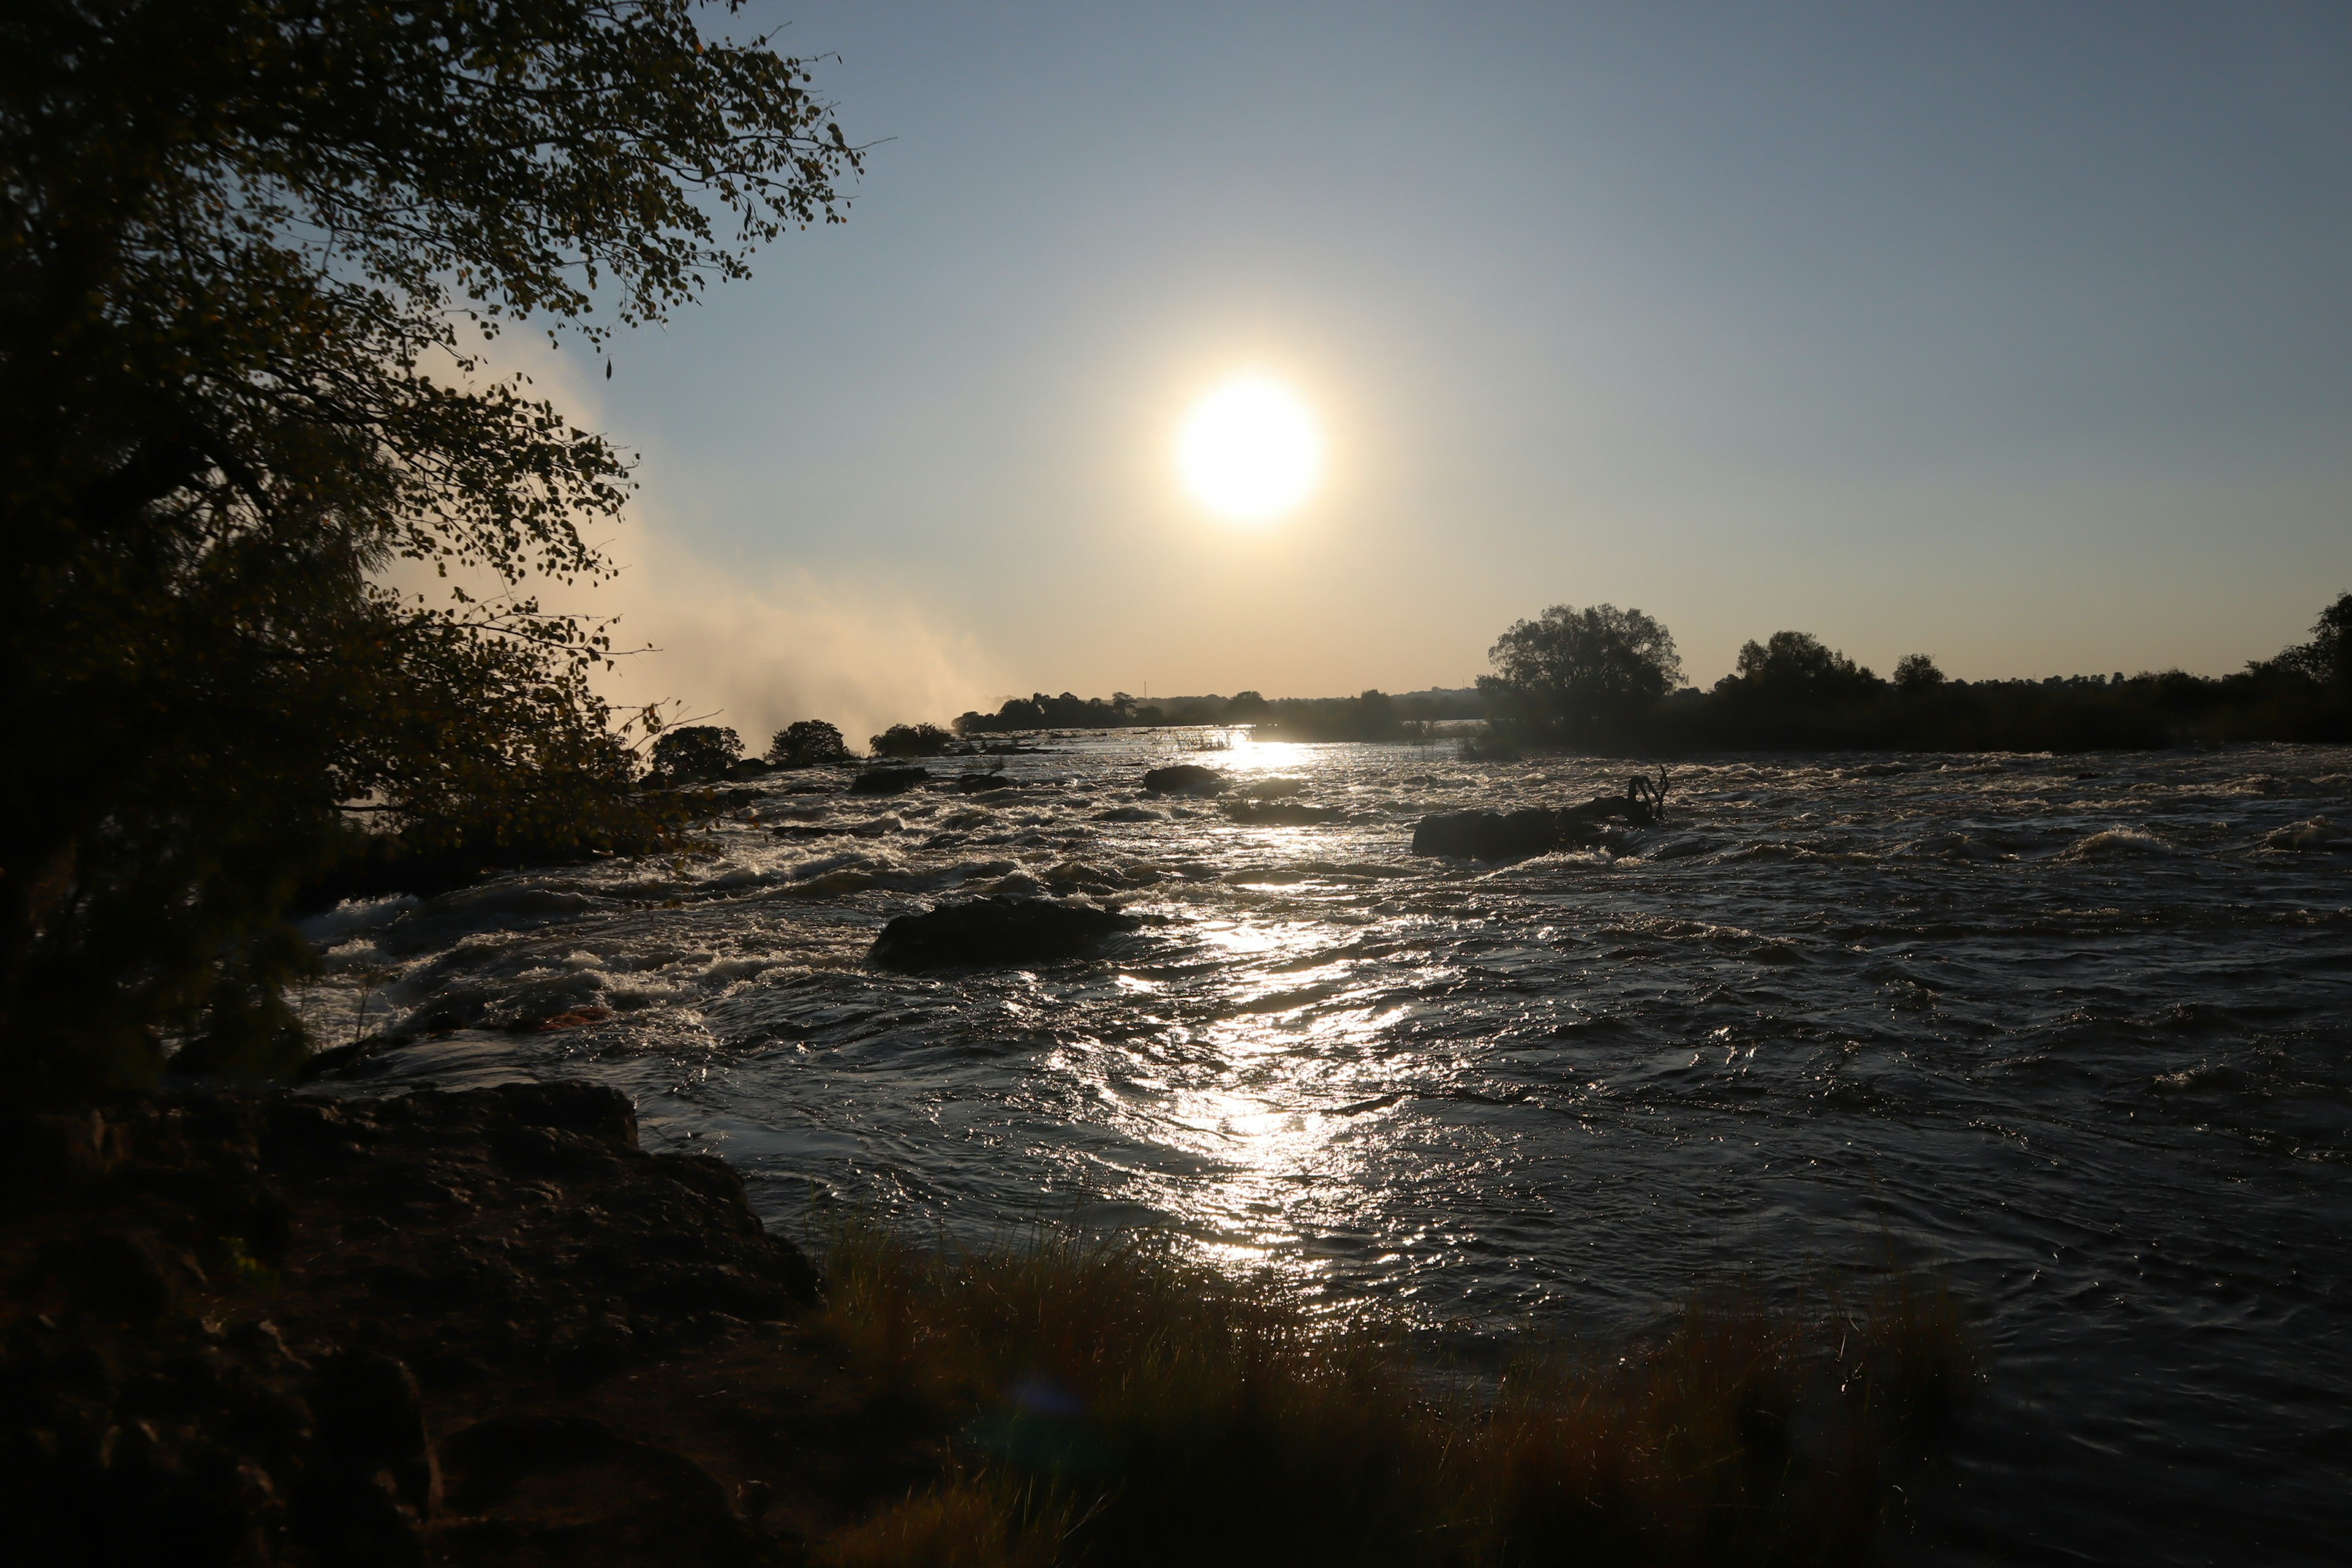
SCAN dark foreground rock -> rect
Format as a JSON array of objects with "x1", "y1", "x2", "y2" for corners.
[
  {"x1": 869, "y1": 897, "x2": 1144, "y2": 971},
  {"x1": 1141, "y1": 764, "x2": 1226, "y2": 796},
  {"x1": 0, "y1": 1082, "x2": 922, "y2": 1568}
]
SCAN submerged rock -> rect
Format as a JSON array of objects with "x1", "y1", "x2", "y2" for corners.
[
  {"x1": 1142, "y1": 764, "x2": 1226, "y2": 796},
  {"x1": 956, "y1": 772, "x2": 1017, "y2": 793},
  {"x1": 848, "y1": 765, "x2": 929, "y2": 795},
  {"x1": 869, "y1": 897, "x2": 1144, "y2": 971}
]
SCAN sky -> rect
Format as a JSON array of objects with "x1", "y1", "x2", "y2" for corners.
[{"x1": 556, "y1": 1, "x2": 2352, "y2": 742}]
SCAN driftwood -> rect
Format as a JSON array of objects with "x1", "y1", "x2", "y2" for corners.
[{"x1": 1412, "y1": 768, "x2": 1670, "y2": 859}]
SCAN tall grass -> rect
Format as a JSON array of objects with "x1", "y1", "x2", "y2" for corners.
[{"x1": 812, "y1": 1221, "x2": 1974, "y2": 1568}]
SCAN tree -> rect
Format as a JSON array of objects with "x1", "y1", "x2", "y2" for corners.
[
  {"x1": 652, "y1": 725, "x2": 742, "y2": 782},
  {"x1": 1, "y1": 1, "x2": 861, "y2": 1093},
  {"x1": 2270, "y1": 592, "x2": 2352, "y2": 689},
  {"x1": 767, "y1": 720, "x2": 851, "y2": 768},
  {"x1": 1721, "y1": 631, "x2": 1881, "y2": 704},
  {"x1": 1893, "y1": 653, "x2": 1946, "y2": 693},
  {"x1": 870, "y1": 723, "x2": 954, "y2": 758},
  {"x1": 1477, "y1": 604, "x2": 1683, "y2": 747}
]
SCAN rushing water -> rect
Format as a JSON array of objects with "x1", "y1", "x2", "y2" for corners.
[{"x1": 297, "y1": 737, "x2": 2352, "y2": 1564}]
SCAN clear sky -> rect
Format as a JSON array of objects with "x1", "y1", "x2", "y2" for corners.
[{"x1": 567, "y1": 1, "x2": 2352, "y2": 741}]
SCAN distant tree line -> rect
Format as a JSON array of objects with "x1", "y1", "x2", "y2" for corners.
[
  {"x1": 951, "y1": 687, "x2": 1484, "y2": 742},
  {"x1": 922, "y1": 594, "x2": 2352, "y2": 760},
  {"x1": 1473, "y1": 594, "x2": 2352, "y2": 755}
]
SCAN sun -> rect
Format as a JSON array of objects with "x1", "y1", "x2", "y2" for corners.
[{"x1": 1177, "y1": 376, "x2": 1321, "y2": 520}]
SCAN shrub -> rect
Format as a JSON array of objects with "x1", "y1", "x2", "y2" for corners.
[
  {"x1": 651, "y1": 725, "x2": 742, "y2": 782},
  {"x1": 871, "y1": 722, "x2": 956, "y2": 758},
  {"x1": 768, "y1": 719, "x2": 853, "y2": 767}
]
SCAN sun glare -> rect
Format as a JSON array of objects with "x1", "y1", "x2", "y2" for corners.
[{"x1": 1177, "y1": 377, "x2": 1320, "y2": 521}]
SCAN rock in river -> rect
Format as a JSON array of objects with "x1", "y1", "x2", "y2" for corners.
[
  {"x1": 1412, "y1": 808, "x2": 1571, "y2": 859},
  {"x1": 869, "y1": 897, "x2": 1144, "y2": 971},
  {"x1": 848, "y1": 765, "x2": 929, "y2": 796},
  {"x1": 1142, "y1": 764, "x2": 1226, "y2": 796}
]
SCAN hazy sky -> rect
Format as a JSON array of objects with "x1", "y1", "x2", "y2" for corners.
[{"x1": 567, "y1": 1, "x2": 2352, "y2": 736}]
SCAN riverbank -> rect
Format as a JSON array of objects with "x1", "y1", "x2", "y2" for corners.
[{"x1": 1, "y1": 1079, "x2": 1972, "y2": 1567}]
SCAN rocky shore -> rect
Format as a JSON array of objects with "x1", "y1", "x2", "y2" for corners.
[{"x1": 0, "y1": 1082, "x2": 927, "y2": 1567}]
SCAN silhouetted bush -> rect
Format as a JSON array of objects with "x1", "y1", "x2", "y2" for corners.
[
  {"x1": 650, "y1": 725, "x2": 742, "y2": 782},
  {"x1": 871, "y1": 722, "x2": 956, "y2": 758},
  {"x1": 767, "y1": 718, "x2": 853, "y2": 767}
]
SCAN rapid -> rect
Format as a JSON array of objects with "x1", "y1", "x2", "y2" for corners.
[{"x1": 296, "y1": 737, "x2": 2352, "y2": 1564}]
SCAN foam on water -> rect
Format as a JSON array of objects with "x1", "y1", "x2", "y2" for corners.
[{"x1": 293, "y1": 739, "x2": 2352, "y2": 1565}]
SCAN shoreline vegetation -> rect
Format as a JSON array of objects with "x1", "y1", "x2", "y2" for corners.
[
  {"x1": 1, "y1": 1082, "x2": 1977, "y2": 1567},
  {"x1": 937, "y1": 595, "x2": 2352, "y2": 756}
]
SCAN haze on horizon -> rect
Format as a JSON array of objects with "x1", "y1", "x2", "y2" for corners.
[{"x1": 579, "y1": 1, "x2": 2352, "y2": 741}]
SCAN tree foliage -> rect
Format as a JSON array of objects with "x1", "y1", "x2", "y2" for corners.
[
  {"x1": 767, "y1": 719, "x2": 851, "y2": 768},
  {"x1": 1468, "y1": 597, "x2": 2351, "y2": 756},
  {"x1": 871, "y1": 722, "x2": 955, "y2": 758},
  {"x1": 1892, "y1": 653, "x2": 1945, "y2": 693},
  {"x1": 651, "y1": 725, "x2": 743, "y2": 783},
  {"x1": 1477, "y1": 603, "x2": 1684, "y2": 746},
  {"x1": 1, "y1": 0, "x2": 861, "y2": 1093},
  {"x1": 2267, "y1": 591, "x2": 2352, "y2": 689},
  {"x1": 1721, "y1": 631, "x2": 1882, "y2": 704}
]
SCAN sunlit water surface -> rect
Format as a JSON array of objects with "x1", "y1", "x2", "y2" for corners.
[{"x1": 299, "y1": 738, "x2": 2352, "y2": 1564}]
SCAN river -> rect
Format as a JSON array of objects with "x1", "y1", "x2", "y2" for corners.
[{"x1": 296, "y1": 736, "x2": 2352, "y2": 1564}]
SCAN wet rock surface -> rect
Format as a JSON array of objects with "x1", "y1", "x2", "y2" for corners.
[
  {"x1": 1411, "y1": 793, "x2": 1659, "y2": 859},
  {"x1": 868, "y1": 896, "x2": 1147, "y2": 971},
  {"x1": 1141, "y1": 763, "x2": 1226, "y2": 796},
  {"x1": 846, "y1": 766, "x2": 928, "y2": 796},
  {"x1": 0, "y1": 1083, "x2": 925, "y2": 1567}
]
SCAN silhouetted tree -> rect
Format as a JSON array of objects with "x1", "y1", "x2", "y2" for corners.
[
  {"x1": 2271, "y1": 591, "x2": 2352, "y2": 689},
  {"x1": 1, "y1": 0, "x2": 861, "y2": 1093},
  {"x1": 1477, "y1": 604, "x2": 1683, "y2": 747},
  {"x1": 1721, "y1": 632, "x2": 1882, "y2": 703},
  {"x1": 767, "y1": 720, "x2": 852, "y2": 767},
  {"x1": 871, "y1": 723, "x2": 954, "y2": 758},
  {"x1": 652, "y1": 726, "x2": 742, "y2": 782},
  {"x1": 1893, "y1": 653, "x2": 1946, "y2": 692}
]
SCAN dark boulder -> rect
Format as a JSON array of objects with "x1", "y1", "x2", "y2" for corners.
[
  {"x1": 1412, "y1": 785, "x2": 1665, "y2": 860},
  {"x1": 435, "y1": 1415, "x2": 763, "y2": 1568},
  {"x1": 848, "y1": 766, "x2": 929, "y2": 796},
  {"x1": 956, "y1": 772, "x2": 1017, "y2": 794},
  {"x1": 870, "y1": 897, "x2": 1144, "y2": 971},
  {"x1": 1142, "y1": 764, "x2": 1226, "y2": 796},
  {"x1": 1412, "y1": 809, "x2": 1570, "y2": 860}
]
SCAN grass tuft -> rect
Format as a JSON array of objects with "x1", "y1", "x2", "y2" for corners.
[{"x1": 812, "y1": 1218, "x2": 1975, "y2": 1567}]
